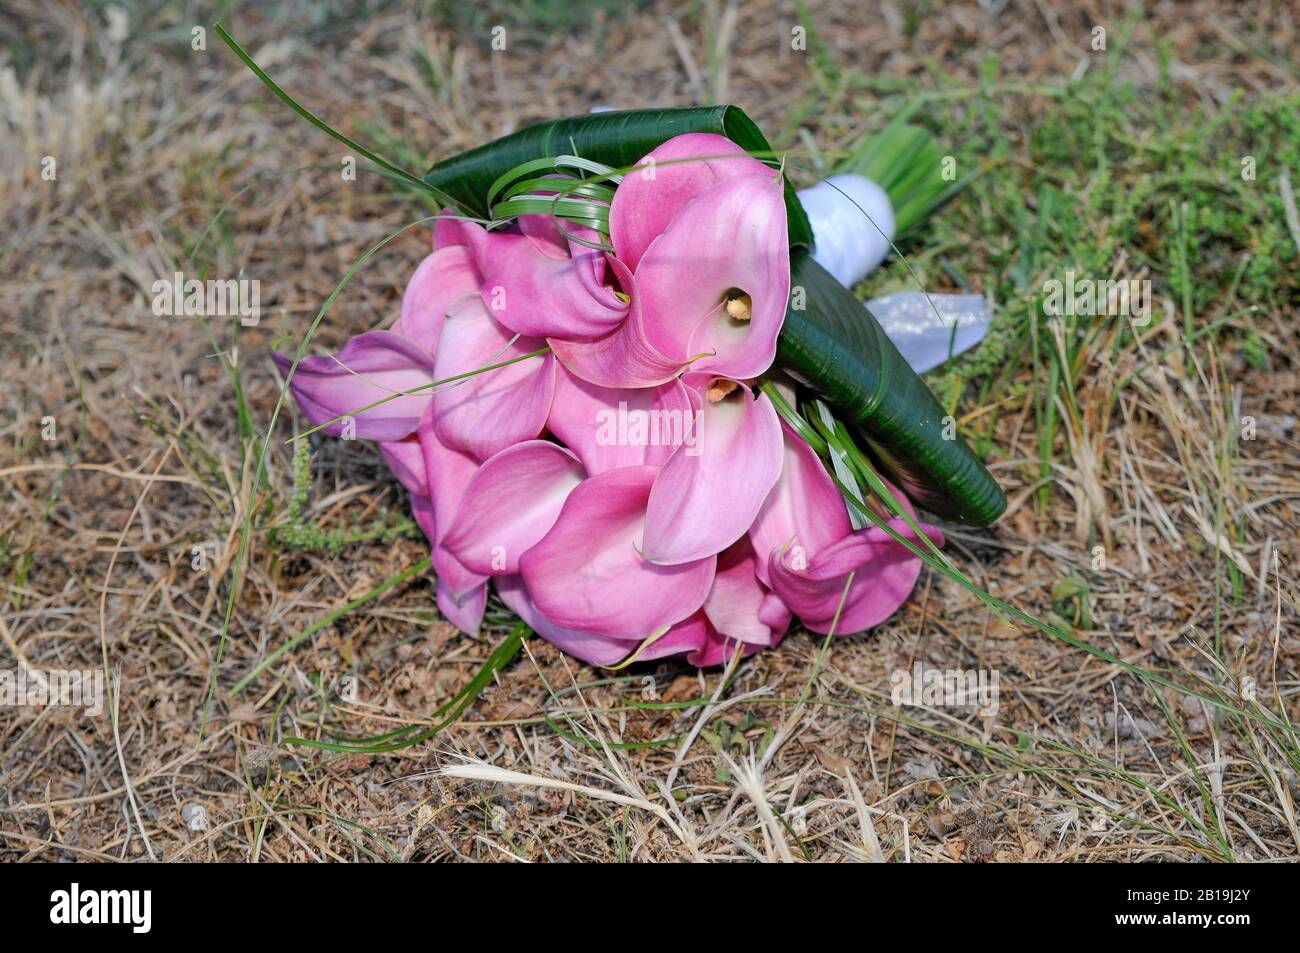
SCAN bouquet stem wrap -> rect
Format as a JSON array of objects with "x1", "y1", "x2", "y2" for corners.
[{"x1": 425, "y1": 106, "x2": 1005, "y2": 526}]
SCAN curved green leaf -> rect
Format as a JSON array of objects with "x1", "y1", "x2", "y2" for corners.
[
  {"x1": 425, "y1": 106, "x2": 814, "y2": 250},
  {"x1": 781, "y1": 252, "x2": 1006, "y2": 525}
]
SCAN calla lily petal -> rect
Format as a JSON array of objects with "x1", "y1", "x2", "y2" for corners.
[
  {"x1": 415, "y1": 409, "x2": 489, "y2": 602},
  {"x1": 703, "y1": 538, "x2": 786, "y2": 646},
  {"x1": 495, "y1": 575, "x2": 637, "y2": 667},
  {"x1": 273, "y1": 330, "x2": 436, "y2": 441},
  {"x1": 547, "y1": 366, "x2": 695, "y2": 475},
  {"x1": 769, "y1": 520, "x2": 944, "y2": 635},
  {"x1": 477, "y1": 229, "x2": 628, "y2": 340},
  {"x1": 430, "y1": 293, "x2": 555, "y2": 459},
  {"x1": 749, "y1": 420, "x2": 852, "y2": 586},
  {"x1": 392, "y1": 244, "x2": 480, "y2": 353},
  {"x1": 519, "y1": 465, "x2": 716, "y2": 640},
  {"x1": 437, "y1": 579, "x2": 487, "y2": 635},
  {"x1": 379, "y1": 436, "x2": 427, "y2": 498},
  {"x1": 441, "y1": 441, "x2": 584, "y2": 575},
  {"x1": 643, "y1": 382, "x2": 782, "y2": 565},
  {"x1": 547, "y1": 258, "x2": 684, "y2": 388},
  {"x1": 633, "y1": 173, "x2": 789, "y2": 381},
  {"x1": 609, "y1": 133, "x2": 773, "y2": 271}
]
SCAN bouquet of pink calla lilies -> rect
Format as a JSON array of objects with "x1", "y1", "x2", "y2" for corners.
[{"x1": 275, "y1": 134, "x2": 944, "y2": 666}]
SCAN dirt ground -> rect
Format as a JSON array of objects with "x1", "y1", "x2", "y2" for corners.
[{"x1": 2, "y1": 0, "x2": 1299, "y2": 862}]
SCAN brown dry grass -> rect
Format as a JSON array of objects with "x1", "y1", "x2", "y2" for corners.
[{"x1": 2, "y1": 0, "x2": 1298, "y2": 862}]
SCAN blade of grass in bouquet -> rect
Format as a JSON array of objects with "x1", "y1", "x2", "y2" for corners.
[
  {"x1": 213, "y1": 23, "x2": 464, "y2": 211},
  {"x1": 839, "y1": 109, "x2": 978, "y2": 236}
]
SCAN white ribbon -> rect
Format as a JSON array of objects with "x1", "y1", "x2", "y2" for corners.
[
  {"x1": 798, "y1": 173, "x2": 896, "y2": 288},
  {"x1": 798, "y1": 173, "x2": 988, "y2": 373}
]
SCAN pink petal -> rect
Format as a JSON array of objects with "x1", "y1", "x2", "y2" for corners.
[
  {"x1": 610, "y1": 133, "x2": 774, "y2": 271},
  {"x1": 477, "y1": 230, "x2": 628, "y2": 341},
  {"x1": 430, "y1": 293, "x2": 555, "y2": 459},
  {"x1": 643, "y1": 382, "x2": 782, "y2": 565},
  {"x1": 518, "y1": 466, "x2": 716, "y2": 640},
  {"x1": 769, "y1": 520, "x2": 944, "y2": 635},
  {"x1": 547, "y1": 259, "x2": 684, "y2": 388},
  {"x1": 703, "y1": 539, "x2": 786, "y2": 647},
  {"x1": 636, "y1": 611, "x2": 712, "y2": 662},
  {"x1": 441, "y1": 441, "x2": 584, "y2": 575},
  {"x1": 379, "y1": 436, "x2": 427, "y2": 498},
  {"x1": 437, "y1": 579, "x2": 487, "y2": 635},
  {"x1": 546, "y1": 365, "x2": 695, "y2": 474},
  {"x1": 416, "y1": 408, "x2": 488, "y2": 599},
  {"x1": 633, "y1": 173, "x2": 789, "y2": 381},
  {"x1": 273, "y1": 330, "x2": 436, "y2": 441},
  {"x1": 749, "y1": 421, "x2": 852, "y2": 586},
  {"x1": 495, "y1": 574, "x2": 638, "y2": 667},
  {"x1": 392, "y1": 244, "x2": 480, "y2": 354},
  {"x1": 412, "y1": 493, "x2": 487, "y2": 615}
]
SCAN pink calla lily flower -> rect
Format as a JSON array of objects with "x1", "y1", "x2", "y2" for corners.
[
  {"x1": 441, "y1": 440, "x2": 584, "y2": 575},
  {"x1": 750, "y1": 421, "x2": 943, "y2": 635},
  {"x1": 552, "y1": 134, "x2": 789, "y2": 387},
  {"x1": 519, "y1": 465, "x2": 717, "y2": 640},
  {"x1": 642, "y1": 376, "x2": 783, "y2": 565}
]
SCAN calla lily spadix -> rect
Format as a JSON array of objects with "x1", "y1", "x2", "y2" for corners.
[{"x1": 274, "y1": 133, "x2": 940, "y2": 667}]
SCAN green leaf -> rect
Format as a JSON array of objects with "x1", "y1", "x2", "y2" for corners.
[
  {"x1": 425, "y1": 106, "x2": 814, "y2": 250},
  {"x1": 780, "y1": 252, "x2": 1006, "y2": 525},
  {"x1": 425, "y1": 107, "x2": 1005, "y2": 525}
]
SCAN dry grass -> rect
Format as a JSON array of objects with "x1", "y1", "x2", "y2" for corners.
[{"x1": 2, "y1": 0, "x2": 1298, "y2": 862}]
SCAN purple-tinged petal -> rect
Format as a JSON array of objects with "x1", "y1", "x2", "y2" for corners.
[
  {"x1": 477, "y1": 230, "x2": 628, "y2": 341},
  {"x1": 749, "y1": 421, "x2": 852, "y2": 586},
  {"x1": 379, "y1": 436, "x2": 427, "y2": 498},
  {"x1": 416, "y1": 408, "x2": 488, "y2": 599},
  {"x1": 430, "y1": 293, "x2": 555, "y2": 459},
  {"x1": 437, "y1": 579, "x2": 486, "y2": 636},
  {"x1": 643, "y1": 382, "x2": 782, "y2": 565},
  {"x1": 610, "y1": 133, "x2": 774, "y2": 271},
  {"x1": 441, "y1": 441, "x2": 584, "y2": 575},
  {"x1": 519, "y1": 466, "x2": 716, "y2": 640},
  {"x1": 547, "y1": 366, "x2": 695, "y2": 475},
  {"x1": 769, "y1": 520, "x2": 944, "y2": 635},
  {"x1": 273, "y1": 330, "x2": 436, "y2": 441},
  {"x1": 547, "y1": 259, "x2": 684, "y2": 388},
  {"x1": 633, "y1": 173, "x2": 789, "y2": 381}
]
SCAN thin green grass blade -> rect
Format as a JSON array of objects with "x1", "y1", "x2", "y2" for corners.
[
  {"x1": 229, "y1": 557, "x2": 432, "y2": 696},
  {"x1": 214, "y1": 23, "x2": 461, "y2": 208},
  {"x1": 285, "y1": 623, "x2": 527, "y2": 753}
]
